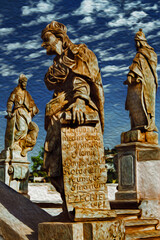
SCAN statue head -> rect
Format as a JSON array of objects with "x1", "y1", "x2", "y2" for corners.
[
  {"x1": 19, "y1": 74, "x2": 28, "y2": 90},
  {"x1": 135, "y1": 28, "x2": 147, "y2": 42},
  {"x1": 41, "y1": 21, "x2": 69, "y2": 55},
  {"x1": 134, "y1": 28, "x2": 153, "y2": 50}
]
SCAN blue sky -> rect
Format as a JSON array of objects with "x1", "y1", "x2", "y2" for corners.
[{"x1": 0, "y1": 0, "x2": 160, "y2": 162}]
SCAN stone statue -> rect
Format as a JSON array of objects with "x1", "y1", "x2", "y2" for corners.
[
  {"x1": 41, "y1": 21, "x2": 111, "y2": 218},
  {"x1": 124, "y1": 28, "x2": 158, "y2": 132},
  {"x1": 5, "y1": 74, "x2": 39, "y2": 156}
]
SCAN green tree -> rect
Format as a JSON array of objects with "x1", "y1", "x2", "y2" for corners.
[
  {"x1": 105, "y1": 148, "x2": 118, "y2": 183},
  {"x1": 30, "y1": 147, "x2": 48, "y2": 178}
]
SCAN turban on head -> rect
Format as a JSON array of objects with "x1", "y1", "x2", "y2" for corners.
[
  {"x1": 135, "y1": 28, "x2": 147, "y2": 42},
  {"x1": 41, "y1": 21, "x2": 67, "y2": 38}
]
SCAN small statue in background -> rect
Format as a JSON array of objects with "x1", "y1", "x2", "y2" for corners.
[
  {"x1": 5, "y1": 74, "x2": 39, "y2": 156},
  {"x1": 124, "y1": 28, "x2": 158, "y2": 132}
]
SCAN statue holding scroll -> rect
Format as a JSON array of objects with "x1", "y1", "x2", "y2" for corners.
[
  {"x1": 41, "y1": 21, "x2": 112, "y2": 218},
  {"x1": 124, "y1": 28, "x2": 158, "y2": 132}
]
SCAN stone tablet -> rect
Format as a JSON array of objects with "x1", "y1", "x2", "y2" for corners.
[{"x1": 61, "y1": 119, "x2": 113, "y2": 219}]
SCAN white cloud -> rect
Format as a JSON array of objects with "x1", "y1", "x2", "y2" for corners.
[
  {"x1": 131, "y1": 20, "x2": 160, "y2": 34},
  {"x1": 142, "y1": 3, "x2": 158, "y2": 11},
  {"x1": 74, "y1": 29, "x2": 118, "y2": 44},
  {"x1": 103, "y1": 6, "x2": 118, "y2": 17},
  {"x1": 0, "y1": 111, "x2": 7, "y2": 116},
  {"x1": 103, "y1": 83, "x2": 111, "y2": 93},
  {"x1": 21, "y1": 12, "x2": 69, "y2": 27},
  {"x1": 131, "y1": 11, "x2": 147, "y2": 19},
  {"x1": 26, "y1": 74, "x2": 33, "y2": 79},
  {"x1": 79, "y1": 16, "x2": 94, "y2": 24},
  {"x1": 157, "y1": 64, "x2": 160, "y2": 72},
  {"x1": 74, "y1": 0, "x2": 94, "y2": 16},
  {"x1": 42, "y1": 60, "x2": 53, "y2": 67},
  {"x1": 108, "y1": 10, "x2": 147, "y2": 28},
  {"x1": 6, "y1": 42, "x2": 22, "y2": 51},
  {"x1": 103, "y1": 54, "x2": 125, "y2": 62},
  {"x1": 116, "y1": 43, "x2": 130, "y2": 49},
  {"x1": 24, "y1": 50, "x2": 45, "y2": 60},
  {"x1": 0, "y1": 28, "x2": 15, "y2": 36},
  {"x1": 124, "y1": 1, "x2": 141, "y2": 10},
  {"x1": 101, "y1": 65, "x2": 128, "y2": 73},
  {"x1": 5, "y1": 39, "x2": 41, "y2": 53},
  {"x1": 0, "y1": 63, "x2": 18, "y2": 77},
  {"x1": 74, "y1": 0, "x2": 118, "y2": 18},
  {"x1": 22, "y1": 1, "x2": 54, "y2": 16}
]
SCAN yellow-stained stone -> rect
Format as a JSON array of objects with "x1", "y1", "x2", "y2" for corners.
[
  {"x1": 61, "y1": 121, "x2": 112, "y2": 219},
  {"x1": 74, "y1": 208, "x2": 116, "y2": 221},
  {"x1": 121, "y1": 130, "x2": 158, "y2": 145},
  {"x1": 145, "y1": 131, "x2": 158, "y2": 144},
  {"x1": 38, "y1": 220, "x2": 125, "y2": 240}
]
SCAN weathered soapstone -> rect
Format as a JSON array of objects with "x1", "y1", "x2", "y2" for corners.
[
  {"x1": 124, "y1": 28, "x2": 158, "y2": 133},
  {"x1": 39, "y1": 220, "x2": 125, "y2": 240},
  {"x1": 115, "y1": 142, "x2": 160, "y2": 200},
  {"x1": 0, "y1": 180, "x2": 52, "y2": 240},
  {"x1": 121, "y1": 130, "x2": 158, "y2": 145},
  {"x1": 116, "y1": 29, "x2": 160, "y2": 228},
  {"x1": 0, "y1": 74, "x2": 39, "y2": 196},
  {"x1": 39, "y1": 20, "x2": 125, "y2": 239},
  {"x1": 41, "y1": 20, "x2": 114, "y2": 219}
]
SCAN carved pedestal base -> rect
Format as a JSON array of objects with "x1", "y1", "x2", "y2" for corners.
[
  {"x1": 38, "y1": 220, "x2": 125, "y2": 240},
  {"x1": 121, "y1": 130, "x2": 158, "y2": 145},
  {"x1": 0, "y1": 148, "x2": 30, "y2": 197},
  {"x1": 115, "y1": 142, "x2": 160, "y2": 227}
]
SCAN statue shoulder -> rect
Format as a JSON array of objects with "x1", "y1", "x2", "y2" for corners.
[
  {"x1": 72, "y1": 44, "x2": 97, "y2": 61},
  {"x1": 8, "y1": 86, "x2": 20, "y2": 99}
]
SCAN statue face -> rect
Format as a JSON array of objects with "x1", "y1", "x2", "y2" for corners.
[
  {"x1": 135, "y1": 40, "x2": 141, "y2": 50},
  {"x1": 20, "y1": 80, "x2": 27, "y2": 90},
  {"x1": 42, "y1": 32, "x2": 63, "y2": 56}
]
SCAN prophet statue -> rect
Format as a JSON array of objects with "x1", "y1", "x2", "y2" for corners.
[
  {"x1": 41, "y1": 21, "x2": 104, "y2": 213},
  {"x1": 5, "y1": 74, "x2": 39, "y2": 156},
  {"x1": 124, "y1": 28, "x2": 158, "y2": 132}
]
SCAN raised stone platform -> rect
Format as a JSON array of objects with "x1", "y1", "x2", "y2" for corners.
[
  {"x1": 115, "y1": 141, "x2": 160, "y2": 229},
  {"x1": 38, "y1": 220, "x2": 125, "y2": 240},
  {"x1": 121, "y1": 130, "x2": 158, "y2": 145},
  {"x1": 0, "y1": 148, "x2": 30, "y2": 197}
]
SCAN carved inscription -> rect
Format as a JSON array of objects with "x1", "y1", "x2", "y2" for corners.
[
  {"x1": 121, "y1": 155, "x2": 134, "y2": 186},
  {"x1": 61, "y1": 123, "x2": 110, "y2": 210}
]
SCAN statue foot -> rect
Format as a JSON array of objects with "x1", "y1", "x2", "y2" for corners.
[{"x1": 21, "y1": 149, "x2": 27, "y2": 157}]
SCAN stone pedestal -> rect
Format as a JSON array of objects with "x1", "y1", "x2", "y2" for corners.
[
  {"x1": 115, "y1": 132, "x2": 160, "y2": 228},
  {"x1": 38, "y1": 220, "x2": 125, "y2": 240},
  {"x1": 0, "y1": 148, "x2": 30, "y2": 197}
]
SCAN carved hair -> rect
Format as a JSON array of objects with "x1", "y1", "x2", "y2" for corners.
[
  {"x1": 19, "y1": 74, "x2": 27, "y2": 83},
  {"x1": 41, "y1": 21, "x2": 71, "y2": 49}
]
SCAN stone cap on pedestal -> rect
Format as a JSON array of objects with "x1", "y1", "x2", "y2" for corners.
[
  {"x1": 116, "y1": 141, "x2": 160, "y2": 161},
  {"x1": 121, "y1": 130, "x2": 158, "y2": 145}
]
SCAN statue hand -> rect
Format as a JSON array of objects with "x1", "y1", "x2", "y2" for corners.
[
  {"x1": 67, "y1": 98, "x2": 86, "y2": 125},
  {"x1": 123, "y1": 76, "x2": 132, "y2": 85},
  {"x1": 7, "y1": 112, "x2": 15, "y2": 119}
]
